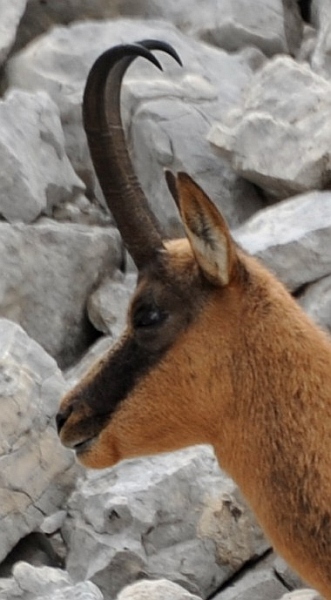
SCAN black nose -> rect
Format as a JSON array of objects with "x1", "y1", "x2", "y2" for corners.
[{"x1": 56, "y1": 405, "x2": 73, "y2": 434}]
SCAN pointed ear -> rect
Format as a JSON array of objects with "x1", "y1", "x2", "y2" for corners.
[{"x1": 175, "y1": 172, "x2": 236, "y2": 286}]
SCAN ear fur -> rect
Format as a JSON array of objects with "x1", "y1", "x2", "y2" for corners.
[{"x1": 171, "y1": 172, "x2": 236, "y2": 286}]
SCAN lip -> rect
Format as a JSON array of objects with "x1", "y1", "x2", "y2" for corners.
[{"x1": 73, "y1": 436, "x2": 97, "y2": 455}]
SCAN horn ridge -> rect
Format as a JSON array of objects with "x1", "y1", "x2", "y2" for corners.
[{"x1": 83, "y1": 41, "x2": 182, "y2": 269}]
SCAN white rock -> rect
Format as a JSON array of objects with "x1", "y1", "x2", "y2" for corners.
[
  {"x1": 14, "y1": 0, "x2": 302, "y2": 58},
  {"x1": 63, "y1": 446, "x2": 268, "y2": 599},
  {"x1": 233, "y1": 190, "x2": 331, "y2": 292},
  {"x1": 0, "y1": 89, "x2": 84, "y2": 224},
  {"x1": 6, "y1": 19, "x2": 264, "y2": 231},
  {"x1": 117, "y1": 579, "x2": 202, "y2": 600},
  {"x1": 0, "y1": 563, "x2": 104, "y2": 600},
  {"x1": 210, "y1": 56, "x2": 331, "y2": 198},
  {"x1": 0, "y1": 220, "x2": 121, "y2": 367},
  {"x1": 280, "y1": 590, "x2": 321, "y2": 600},
  {"x1": 88, "y1": 273, "x2": 137, "y2": 337},
  {"x1": 0, "y1": 319, "x2": 77, "y2": 564},
  {"x1": 212, "y1": 569, "x2": 287, "y2": 600},
  {"x1": 180, "y1": 0, "x2": 302, "y2": 56},
  {"x1": 0, "y1": 0, "x2": 27, "y2": 65},
  {"x1": 310, "y1": 0, "x2": 331, "y2": 79},
  {"x1": 41, "y1": 511, "x2": 68, "y2": 535},
  {"x1": 298, "y1": 274, "x2": 331, "y2": 333}
]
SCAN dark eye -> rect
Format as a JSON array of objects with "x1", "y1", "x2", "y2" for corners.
[{"x1": 133, "y1": 304, "x2": 168, "y2": 328}]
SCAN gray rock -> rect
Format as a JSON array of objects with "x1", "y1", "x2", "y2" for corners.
[
  {"x1": 0, "y1": 532, "x2": 62, "y2": 578},
  {"x1": 0, "y1": 0, "x2": 27, "y2": 65},
  {"x1": 13, "y1": 0, "x2": 302, "y2": 58},
  {"x1": 183, "y1": 0, "x2": 302, "y2": 56},
  {"x1": 0, "y1": 220, "x2": 121, "y2": 367},
  {"x1": 213, "y1": 569, "x2": 288, "y2": 600},
  {"x1": 63, "y1": 446, "x2": 268, "y2": 600},
  {"x1": 273, "y1": 557, "x2": 307, "y2": 591},
  {"x1": 117, "y1": 579, "x2": 202, "y2": 600},
  {"x1": 87, "y1": 272, "x2": 137, "y2": 337},
  {"x1": 233, "y1": 190, "x2": 331, "y2": 291},
  {"x1": 209, "y1": 56, "x2": 331, "y2": 199},
  {"x1": 310, "y1": 0, "x2": 331, "y2": 79},
  {"x1": 0, "y1": 88, "x2": 84, "y2": 224},
  {"x1": 280, "y1": 591, "x2": 321, "y2": 600},
  {"x1": 6, "y1": 19, "x2": 264, "y2": 232},
  {"x1": 0, "y1": 563, "x2": 103, "y2": 600},
  {"x1": 298, "y1": 274, "x2": 331, "y2": 334},
  {"x1": 0, "y1": 319, "x2": 77, "y2": 564},
  {"x1": 41, "y1": 512, "x2": 68, "y2": 536}
]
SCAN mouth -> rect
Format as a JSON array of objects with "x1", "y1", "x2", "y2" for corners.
[{"x1": 73, "y1": 436, "x2": 97, "y2": 455}]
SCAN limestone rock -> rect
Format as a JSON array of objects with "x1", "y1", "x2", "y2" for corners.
[
  {"x1": 310, "y1": 0, "x2": 331, "y2": 79},
  {"x1": 280, "y1": 590, "x2": 321, "y2": 600},
  {"x1": 183, "y1": 0, "x2": 302, "y2": 56},
  {"x1": 63, "y1": 446, "x2": 268, "y2": 600},
  {"x1": 0, "y1": 563, "x2": 103, "y2": 600},
  {"x1": 117, "y1": 579, "x2": 202, "y2": 600},
  {"x1": 273, "y1": 557, "x2": 307, "y2": 591},
  {"x1": 209, "y1": 56, "x2": 331, "y2": 199},
  {"x1": 6, "y1": 19, "x2": 264, "y2": 232},
  {"x1": 297, "y1": 274, "x2": 331, "y2": 334},
  {"x1": 233, "y1": 190, "x2": 331, "y2": 292},
  {"x1": 0, "y1": 220, "x2": 121, "y2": 368},
  {"x1": 213, "y1": 568, "x2": 287, "y2": 600},
  {"x1": 87, "y1": 273, "x2": 137, "y2": 337},
  {"x1": 13, "y1": 0, "x2": 302, "y2": 58},
  {"x1": 0, "y1": 0, "x2": 27, "y2": 65},
  {"x1": 0, "y1": 319, "x2": 77, "y2": 564},
  {"x1": 0, "y1": 88, "x2": 84, "y2": 224}
]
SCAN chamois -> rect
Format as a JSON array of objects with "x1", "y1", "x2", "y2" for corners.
[{"x1": 56, "y1": 41, "x2": 331, "y2": 598}]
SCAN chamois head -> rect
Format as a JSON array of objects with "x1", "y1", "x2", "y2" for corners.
[
  {"x1": 56, "y1": 39, "x2": 247, "y2": 467},
  {"x1": 56, "y1": 41, "x2": 331, "y2": 598}
]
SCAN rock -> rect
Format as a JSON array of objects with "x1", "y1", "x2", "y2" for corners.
[
  {"x1": 213, "y1": 568, "x2": 287, "y2": 600},
  {"x1": 0, "y1": 0, "x2": 27, "y2": 66},
  {"x1": 209, "y1": 56, "x2": 331, "y2": 199},
  {"x1": 0, "y1": 563, "x2": 103, "y2": 600},
  {"x1": 273, "y1": 557, "x2": 307, "y2": 591},
  {"x1": 280, "y1": 590, "x2": 321, "y2": 600},
  {"x1": 41, "y1": 512, "x2": 68, "y2": 536},
  {"x1": 87, "y1": 272, "x2": 137, "y2": 337},
  {"x1": 233, "y1": 190, "x2": 331, "y2": 292},
  {"x1": 117, "y1": 579, "x2": 202, "y2": 600},
  {"x1": 63, "y1": 445, "x2": 268, "y2": 600},
  {"x1": 0, "y1": 220, "x2": 121, "y2": 368},
  {"x1": 13, "y1": 0, "x2": 120, "y2": 52},
  {"x1": 0, "y1": 319, "x2": 77, "y2": 564},
  {"x1": 310, "y1": 0, "x2": 331, "y2": 79},
  {"x1": 297, "y1": 274, "x2": 331, "y2": 334},
  {"x1": 183, "y1": 0, "x2": 302, "y2": 56},
  {"x1": 53, "y1": 194, "x2": 110, "y2": 227},
  {"x1": 0, "y1": 532, "x2": 62, "y2": 578},
  {"x1": 0, "y1": 88, "x2": 84, "y2": 224},
  {"x1": 13, "y1": 0, "x2": 302, "y2": 58},
  {"x1": 295, "y1": 24, "x2": 316, "y2": 64},
  {"x1": 6, "y1": 19, "x2": 264, "y2": 232}
]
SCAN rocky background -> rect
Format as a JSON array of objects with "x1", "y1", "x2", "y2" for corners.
[{"x1": 0, "y1": 0, "x2": 330, "y2": 599}]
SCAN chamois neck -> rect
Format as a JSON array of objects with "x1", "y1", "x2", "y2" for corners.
[{"x1": 213, "y1": 257, "x2": 331, "y2": 485}]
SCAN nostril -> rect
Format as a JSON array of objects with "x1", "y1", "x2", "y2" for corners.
[{"x1": 56, "y1": 405, "x2": 73, "y2": 434}]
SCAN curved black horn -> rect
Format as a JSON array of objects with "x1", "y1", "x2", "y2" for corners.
[{"x1": 83, "y1": 40, "x2": 182, "y2": 269}]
